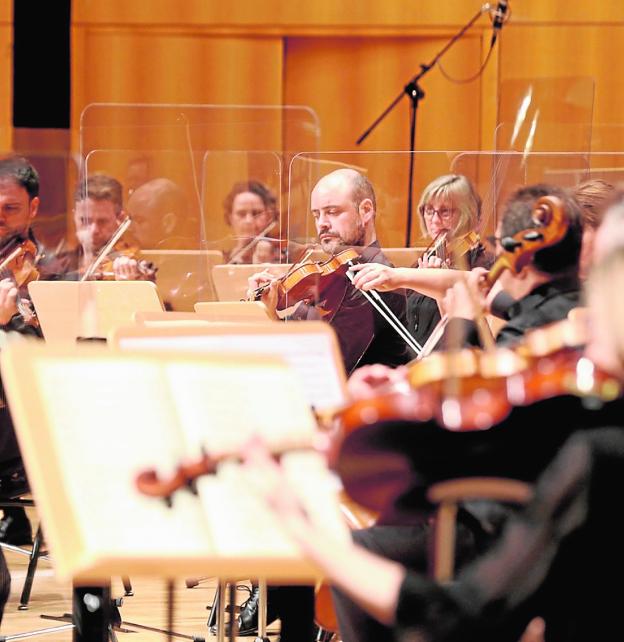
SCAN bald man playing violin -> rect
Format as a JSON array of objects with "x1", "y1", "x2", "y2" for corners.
[{"x1": 248, "y1": 168, "x2": 412, "y2": 375}]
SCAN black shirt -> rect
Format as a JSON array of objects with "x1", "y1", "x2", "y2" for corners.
[
  {"x1": 444, "y1": 274, "x2": 582, "y2": 349},
  {"x1": 291, "y1": 243, "x2": 412, "y2": 374}
]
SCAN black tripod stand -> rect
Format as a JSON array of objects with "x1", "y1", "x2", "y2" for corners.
[
  {"x1": 38, "y1": 584, "x2": 204, "y2": 642},
  {"x1": 355, "y1": 2, "x2": 495, "y2": 247}
]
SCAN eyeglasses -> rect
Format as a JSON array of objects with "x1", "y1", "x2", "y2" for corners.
[{"x1": 421, "y1": 206, "x2": 456, "y2": 221}]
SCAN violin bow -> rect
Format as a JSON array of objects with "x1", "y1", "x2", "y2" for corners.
[
  {"x1": 227, "y1": 220, "x2": 277, "y2": 265},
  {"x1": 80, "y1": 216, "x2": 132, "y2": 282},
  {"x1": 345, "y1": 261, "x2": 424, "y2": 357}
]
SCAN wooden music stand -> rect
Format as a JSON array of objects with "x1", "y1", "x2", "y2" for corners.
[
  {"x1": 27, "y1": 281, "x2": 164, "y2": 343},
  {"x1": 211, "y1": 264, "x2": 291, "y2": 302},
  {"x1": 138, "y1": 249, "x2": 224, "y2": 311},
  {"x1": 192, "y1": 301, "x2": 272, "y2": 322},
  {"x1": 0, "y1": 343, "x2": 349, "y2": 640},
  {"x1": 109, "y1": 321, "x2": 348, "y2": 414}
]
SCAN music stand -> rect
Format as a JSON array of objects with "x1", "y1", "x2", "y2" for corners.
[
  {"x1": 0, "y1": 343, "x2": 349, "y2": 641},
  {"x1": 27, "y1": 281, "x2": 164, "y2": 342}
]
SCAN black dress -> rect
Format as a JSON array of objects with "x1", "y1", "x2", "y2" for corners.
[{"x1": 407, "y1": 243, "x2": 493, "y2": 348}]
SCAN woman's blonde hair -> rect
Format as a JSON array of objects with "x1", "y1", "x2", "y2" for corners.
[{"x1": 416, "y1": 174, "x2": 481, "y2": 239}]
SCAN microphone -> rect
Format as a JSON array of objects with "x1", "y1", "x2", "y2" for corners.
[{"x1": 490, "y1": 0, "x2": 509, "y2": 47}]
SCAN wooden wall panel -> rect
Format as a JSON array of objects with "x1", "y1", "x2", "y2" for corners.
[
  {"x1": 72, "y1": 1, "x2": 624, "y2": 31},
  {"x1": 71, "y1": 28, "x2": 283, "y2": 152},
  {"x1": 284, "y1": 35, "x2": 484, "y2": 152},
  {"x1": 500, "y1": 24, "x2": 624, "y2": 152},
  {"x1": 58, "y1": 2, "x2": 624, "y2": 248},
  {"x1": 0, "y1": 0, "x2": 12, "y2": 150}
]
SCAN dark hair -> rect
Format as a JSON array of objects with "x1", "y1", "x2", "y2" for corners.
[
  {"x1": 0, "y1": 154, "x2": 39, "y2": 199},
  {"x1": 501, "y1": 183, "x2": 583, "y2": 275},
  {"x1": 223, "y1": 180, "x2": 278, "y2": 225},
  {"x1": 573, "y1": 178, "x2": 615, "y2": 230},
  {"x1": 349, "y1": 172, "x2": 377, "y2": 213},
  {"x1": 74, "y1": 174, "x2": 124, "y2": 215}
]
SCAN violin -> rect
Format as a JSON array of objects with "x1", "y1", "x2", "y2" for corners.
[
  {"x1": 0, "y1": 235, "x2": 41, "y2": 328},
  {"x1": 0, "y1": 236, "x2": 40, "y2": 288},
  {"x1": 335, "y1": 346, "x2": 623, "y2": 516},
  {"x1": 135, "y1": 440, "x2": 314, "y2": 502},
  {"x1": 79, "y1": 217, "x2": 157, "y2": 282},
  {"x1": 416, "y1": 194, "x2": 569, "y2": 359},
  {"x1": 88, "y1": 249, "x2": 157, "y2": 281},
  {"x1": 419, "y1": 230, "x2": 481, "y2": 267},
  {"x1": 250, "y1": 248, "x2": 360, "y2": 310}
]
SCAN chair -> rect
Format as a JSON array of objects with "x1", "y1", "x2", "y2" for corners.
[
  {"x1": 427, "y1": 477, "x2": 544, "y2": 642},
  {"x1": 427, "y1": 476, "x2": 532, "y2": 582},
  {"x1": 0, "y1": 458, "x2": 48, "y2": 610}
]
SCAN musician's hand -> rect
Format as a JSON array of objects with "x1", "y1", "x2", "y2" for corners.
[
  {"x1": 0, "y1": 279, "x2": 19, "y2": 325},
  {"x1": 348, "y1": 263, "x2": 401, "y2": 292},
  {"x1": 241, "y1": 437, "x2": 350, "y2": 553},
  {"x1": 247, "y1": 270, "x2": 280, "y2": 316},
  {"x1": 441, "y1": 268, "x2": 487, "y2": 320},
  {"x1": 417, "y1": 255, "x2": 445, "y2": 269},
  {"x1": 347, "y1": 364, "x2": 408, "y2": 401},
  {"x1": 113, "y1": 255, "x2": 142, "y2": 281}
]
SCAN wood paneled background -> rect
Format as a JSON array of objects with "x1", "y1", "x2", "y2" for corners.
[{"x1": 2, "y1": 0, "x2": 624, "y2": 244}]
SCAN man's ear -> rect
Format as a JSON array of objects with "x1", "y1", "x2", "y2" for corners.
[
  {"x1": 162, "y1": 211, "x2": 177, "y2": 235},
  {"x1": 29, "y1": 196, "x2": 40, "y2": 221},
  {"x1": 358, "y1": 198, "x2": 375, "y2": 225}
]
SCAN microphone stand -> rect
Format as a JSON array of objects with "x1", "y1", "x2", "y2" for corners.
[{"x1": 355, "y1": 3, "x2": 493, "y2": 247}]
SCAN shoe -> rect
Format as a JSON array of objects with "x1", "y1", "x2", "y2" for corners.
[
  {"x1": 0, "y1": 468, "x2": 29, "y2": 498},
  {"x1": 209, "y1": 586, "x2": 278, "y2": 637},
  {"x1": 0, "y1": 507, "x2": 33, "y2": 546}
]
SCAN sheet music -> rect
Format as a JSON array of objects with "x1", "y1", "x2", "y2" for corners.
[
  {"x1": 165, "y1": 361, "x2": 317, "y2": 455},
  {"x1": 119, "y1": 332, "x2": 347, "y2": 411},
  {"x1": 34, "y1": 358, "x2": 214, "y2": 559},
  {"x1": 198, "y1": 452, "x2": 350, "y2": 557},
  {"x1": 4, "y1": 346, "x2": 348, "y2": 579}
]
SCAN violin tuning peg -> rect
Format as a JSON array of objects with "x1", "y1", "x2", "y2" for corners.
[{"x1": 500, "y1": 237, "x2": 523, "y2": 251}]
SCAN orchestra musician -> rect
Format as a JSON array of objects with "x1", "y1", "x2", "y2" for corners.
[
  {"x1": 125, "y1": 177, "x2": 198, "y2": 250},
  {"x1": 573, "y1": 178, "x2": 615, "y2": 280},
  {"x1": 43, "y1": 173, "x2": 147, "y2": 281},
  {"x1": 0, "y1": 155, "x2": 45, "y2": 601},
  {"x1": 249, "y1": 168, "x2": 412, "y2": 374},
  {"x1": 237, "y1": 168, "x2": 412, "y2": 639},
  {"x1": 350, "y1": 174, "x2": 492, "y2": 348},
  {"x1": 243, "y1": 242, "x2": 624, "y2": 642},
  {"x1": 222, "y1": 179, "x2": 281, "y2": 264},
  {"x1": 323, "y1": 183, "x2": 586, "y2": 642},
  {"x1": 440, "y1": 184, "x2": 583, "y2": 350}
]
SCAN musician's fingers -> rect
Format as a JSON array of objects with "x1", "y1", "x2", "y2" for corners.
[
  {"x1": 347, "y1": 364, "x2": 395, "y2": 400},
  {"x1": 348, "y1": 263, "x2": 374, "y2": 287},
  {"x1": 246, "y1": 270, "x2": 275, "y2": 296},
  {"x1": 0, "y1": 282, "x2": 19, "y2": 324},
  {"x1": 424, "y1": 256, "x2": 444, "y2": 269},
  {"x1": 113, "y1": 256, "x2": 139, "y2": 280}
]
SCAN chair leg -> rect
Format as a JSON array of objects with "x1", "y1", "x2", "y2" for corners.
[
  {"x1": 18, "y1": 525, "x2": 43, "y2": 610},
  {"x1": 206, "y1": 584, "x2": 220, "y2": 629},
  {"x1": 121, "y1": 576, "x2": 133, "y2": 596}
]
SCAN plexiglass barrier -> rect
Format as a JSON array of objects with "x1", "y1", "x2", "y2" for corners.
[{"x1": 5, "y1": 144, "x2": 624, "y2": 355}]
